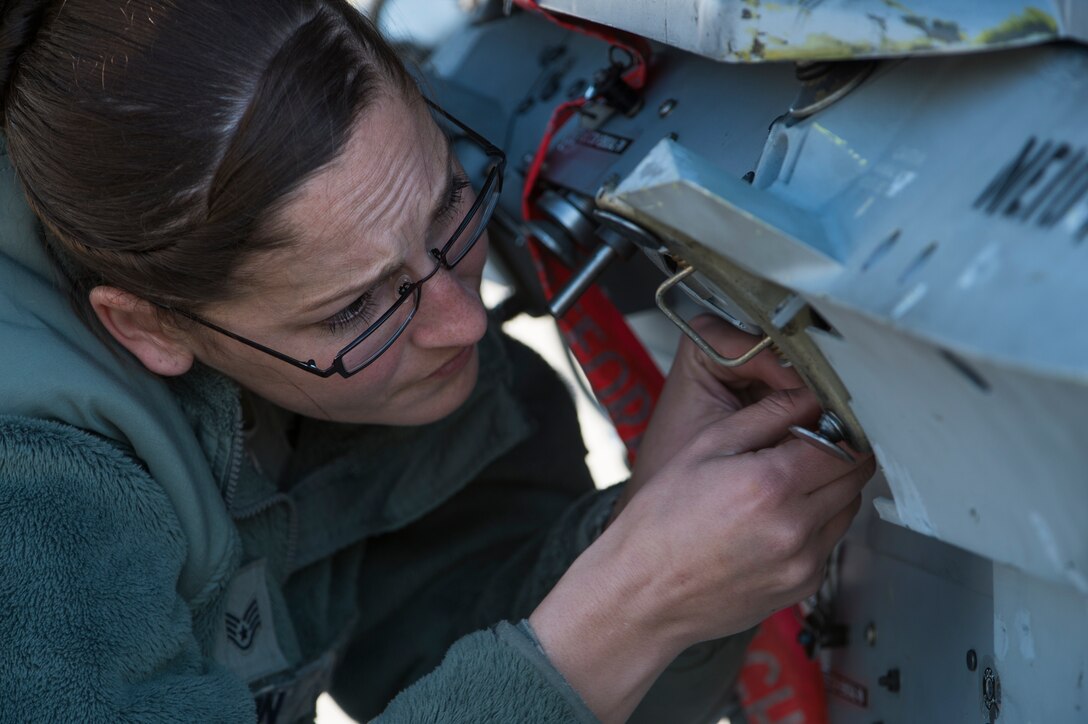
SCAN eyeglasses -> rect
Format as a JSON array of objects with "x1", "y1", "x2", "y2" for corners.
[{"x1": 163, "y1": 102, "x2": 505, "y2": 379}]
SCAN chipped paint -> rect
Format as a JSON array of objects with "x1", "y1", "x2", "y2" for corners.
[
  {"x1": 759, "y1": 25, "x2": 965, "y2": 62},
  {"x1": 540, "y1": 1, "x2": 1082, "y2": 63},
  {"x1": 881, "y1": 0, "x2": 911, "y2": 12},
  {"x1": 977, "y1": 7, "x2": 1059, "y2": 45},
  {"x1": 903, "y1": 15, "x2": 964, "y2": 44},
  {"x1": 875, "y1": 442, "x2": 936, "y2": 534}
]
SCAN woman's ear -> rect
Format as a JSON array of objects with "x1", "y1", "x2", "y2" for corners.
[{"x1": 89, "y1": 286, "x2": 195, "y2": 377}]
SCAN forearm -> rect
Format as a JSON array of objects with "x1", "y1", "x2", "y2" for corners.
[{"x1": 528, "y1": 524, "x2": 690, "y2": 723}]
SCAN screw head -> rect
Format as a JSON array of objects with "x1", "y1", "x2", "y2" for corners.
[
  {"x1": 982, "y1": 666, "x2": 1001, "y2": 717},
  {"x1": 877, "y1": 668, "x2": 900, "y2": 693},
  {"x1": 658, "y1": 98, "x2": 678, "y2": 117},
  {"x1": 966, "y1": 649, "x2": 978, "y2": 672}
]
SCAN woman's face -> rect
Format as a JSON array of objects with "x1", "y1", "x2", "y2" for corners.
[{"x1": 189, "y1": 93, "x2": 490, "y2": 425}]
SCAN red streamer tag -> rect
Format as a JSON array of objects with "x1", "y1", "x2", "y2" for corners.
[{"x1": 738, "y1": 609, "x2": 829, "y2": 723}]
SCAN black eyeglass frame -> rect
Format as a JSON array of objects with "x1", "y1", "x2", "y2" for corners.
[{"x1": 159, "y1": 101, "x2": 506, "y2": 379}]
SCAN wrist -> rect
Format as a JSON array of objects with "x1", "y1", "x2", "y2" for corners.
[{"x1": 529, "y1": 521, "x2": 691, "y2": 723}]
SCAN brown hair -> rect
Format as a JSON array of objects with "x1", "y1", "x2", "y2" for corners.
[{"x1": 0, "y1": 0, "x2": 413, "y2": 324}]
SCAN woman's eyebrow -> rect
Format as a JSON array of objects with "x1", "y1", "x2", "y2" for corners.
[
  {"x1": 299, "y1": 140, "x2": 455, "y2": 318},
  {"x1": 428, "y1": 139, "x2": 456, "y2": 227}
]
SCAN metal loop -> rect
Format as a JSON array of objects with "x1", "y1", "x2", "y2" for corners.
[{"x1": 655, "y1": 265, "x2": 773, "y2": 368}]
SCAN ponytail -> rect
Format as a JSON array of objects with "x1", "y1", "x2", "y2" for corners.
[{"x1": 0, "y1": 0, "x2": 48, "y2": 114}]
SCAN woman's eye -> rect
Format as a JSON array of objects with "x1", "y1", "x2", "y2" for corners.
[
  {"x1": 435, "y1": 173, "x2": 471, "y2": 225},
  {"x1": 323, "y1": 290, "x2": 378, "y2": 334}
]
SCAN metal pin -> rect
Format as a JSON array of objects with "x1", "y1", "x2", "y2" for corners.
[{"x1": 655, "y1": 265, "x2": 772, "y2": 368}]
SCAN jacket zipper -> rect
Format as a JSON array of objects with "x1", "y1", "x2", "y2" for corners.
[
  {"x1": 222, "y1": 400, "x2": 245, "y2": 511},
  {"x1": 224, "y1": 400, "x2": 299, "y2": 570}
]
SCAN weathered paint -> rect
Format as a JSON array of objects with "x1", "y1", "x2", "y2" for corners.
[
  {"x1": 976, "y1": 7, "x2": 1059, "y2": 45},
  {"x1": 539, "y1": 0, "x2": 1080, "y2": 63}
]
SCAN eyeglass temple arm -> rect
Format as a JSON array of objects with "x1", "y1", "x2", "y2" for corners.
[{"x1": 156, "y1": 304, "x2": 339, "y2": 378}]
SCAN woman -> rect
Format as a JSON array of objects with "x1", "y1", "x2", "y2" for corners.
[{"x1": 0, "y1": 1, "x2": 873, "y2": 721}]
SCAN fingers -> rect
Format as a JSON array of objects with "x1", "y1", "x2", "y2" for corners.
[
  {"x1": 687, "y1": 315, "x2": 802, "y2": 391},
  {"x1": 710, "y1": 387, "x2": 822, "y2": 455},
  {"x1": 804, "y1": 457, "x2": 875, "y2": 525},
  {"x1": 813, "y1": 492, "x2": 864, "y2": 554}
]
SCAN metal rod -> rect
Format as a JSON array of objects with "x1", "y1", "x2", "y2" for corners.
[{"x1": 548, "y1": 243, "x2": 619, "y2": 318}]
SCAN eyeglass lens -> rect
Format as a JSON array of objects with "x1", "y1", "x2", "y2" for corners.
[{"x1": 337, "y1": 163, "x2": 500, "y2": 374}]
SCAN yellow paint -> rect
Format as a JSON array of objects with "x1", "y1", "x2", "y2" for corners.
[
  {"x1": 733, "y1": 5, "x2": 1060, "y2": 63},
  {"x1": 976, "y1": 7, "x2": 1058, "y2": 45},
  {"x1": 812, "y1": 123, "x2": 870, "y2": 168}
]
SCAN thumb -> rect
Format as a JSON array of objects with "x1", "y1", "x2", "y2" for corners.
[{"x1": 712, "y1": 387, "x2": 821, "y2": 455}]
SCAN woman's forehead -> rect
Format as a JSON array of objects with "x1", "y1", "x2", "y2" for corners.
[{"x1": 246, "y1": 93, "x2": 446, "y2": 301}]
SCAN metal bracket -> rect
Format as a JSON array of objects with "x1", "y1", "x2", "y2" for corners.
[{"x1": 655, "y1": 265, "x2": 773, "y2": 368}]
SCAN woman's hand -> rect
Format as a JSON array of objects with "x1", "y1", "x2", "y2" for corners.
[
  {"x1": 530, "y1": 315, "x2": 874, "y2": 723},
  {"x1": 610, "y1": 316, "x2": 807, "y2": 524}
]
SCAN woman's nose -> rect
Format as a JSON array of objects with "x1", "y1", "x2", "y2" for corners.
[{"x1": 408, "y1": 261, "x2": 488, "y2": 350}]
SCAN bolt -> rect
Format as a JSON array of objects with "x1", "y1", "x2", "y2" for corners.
[
  {"x1": 816, "y1": 412, "x2": 848, "y2": 441},
  {"x1": 790, "y1": 411, "x2": 856, "y2": 463},
  {"x1": 982, "y1": 666, "x2": 1001, "y2": 719},
  {"x1": 865, "y1": 622, "x2": 877, "y2": 647},
  {"x1": 658, "y1": 98, "x2": 678, "y2": 117},
  {"x1": 966, "y1": 649, "x2": 978, "y2": 672},
  {"x1": 877, "y1": 668, "x2": 900, "y2": 693}
]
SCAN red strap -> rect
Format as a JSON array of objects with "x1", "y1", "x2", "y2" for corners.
[
  {"x1": 520, "y1": 99, "x2": 585, "y2": 223},
  {"x1": 514, "y1": 14, "x2": 661, "y2": 458},
  {"x1": 739, "y1": 609, "x2": 830, "y2": 723},
  {"x1": 512, "y1": 8, "x2": 827, "y2": 723},
  {"x1": 519, "y1": 102, "x2": 663, "y2": 456}
]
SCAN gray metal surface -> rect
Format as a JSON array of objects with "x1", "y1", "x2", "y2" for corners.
[
  {"x1": 539, "y1": 0, "x2": 1088, "y2": 62},
  {"x1": 821, "y1": 478, "x2": 997, "y2": 723},
  {"x1": 427, "y1": 11, "x2": 1088, "y2": 722},
  {"x1": 603, "y1": 44, "x2": 1088, "y2": 587},
  {"x1": 596, "y1": 42, "x2": 1088, "y2": 721}
]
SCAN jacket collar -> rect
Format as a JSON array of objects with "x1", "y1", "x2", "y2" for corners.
[{"x1": 0, "y1": 140, "x2": 237, "y2": 607}]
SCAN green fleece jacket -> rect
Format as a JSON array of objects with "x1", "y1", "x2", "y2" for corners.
[{"x1": 0, "y1": 140, "x2": 751, "y2": 722}]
